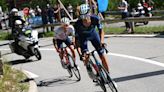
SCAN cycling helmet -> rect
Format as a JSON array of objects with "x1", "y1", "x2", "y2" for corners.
[
  {"x1": 11, "y1": 8, "x2": 18, "y2": 13},
  {"x1": 79, "y1": 4, "x2": 90, "y2": 15},
  {"x1": 138, "y1": 3, "x2": 142, "y2": 7},
  {"x1": 61, "y1": 17, "x2": 70, "y2": 25}
]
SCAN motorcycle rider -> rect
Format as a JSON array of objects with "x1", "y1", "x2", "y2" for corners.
[{"x1": 9, "y1": 8, "x2": 25, "y2": 37}]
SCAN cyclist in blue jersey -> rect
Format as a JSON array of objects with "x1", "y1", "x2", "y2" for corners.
[{"x1": 74, "y1": 4, "x2": 109, "y2": 72}]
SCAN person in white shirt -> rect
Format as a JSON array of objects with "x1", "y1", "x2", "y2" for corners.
[
  {"x1": 53, "y1": 17, "x2": 76, "y2": 66},
  {"x1": 118, "y1": 0, "x2": 133, "y2": 33}
]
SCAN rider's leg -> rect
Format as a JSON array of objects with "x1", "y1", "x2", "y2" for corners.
[
  {"x1": 90, "y1": 31, "x2": 109, "y2": 72},
  {"x1": 99, "y1": 54, "x2": 109, "y2": 72},
  {"x1": 56, "y1": 39, "x2": 64, "y2": 62},
  {"x1": 69, "y1": 45, "x2": 76, "y2": 62},
  {"x1": 79, "y1": 38, "x2": 89, "y2": 65},
  {"x1": 65, "y1": 38, "x2": 76, "y2": 63}
]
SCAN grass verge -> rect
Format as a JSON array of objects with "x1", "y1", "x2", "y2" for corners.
[
  {"x1": 104, "y1": 26, "x2": 164, "y2": 34},
  {"x1": 0, "y1": 64, "x2": 29, "y2": 92}
]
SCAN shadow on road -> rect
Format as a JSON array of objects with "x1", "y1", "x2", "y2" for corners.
[
  {"x1": 113, "y1": 70, "x2": 164, "y2": 83},
  {"x1": 40, "y1": 44, "x2": 53, "y2": 48},
  {"x1": 7, "y1": 59, "x2": 35, "y2": 65},
  {"x1": 0, "y1": 43, "x2": 9, "y2": 47},
  {"x1": 37, "y1": 76, "x2": 79, "y2": 87}
]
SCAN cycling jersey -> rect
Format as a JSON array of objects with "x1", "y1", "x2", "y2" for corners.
[
  {"x1": 54, "y1": 25, "x2": 75, "y2": 40},
  {"x1": 74, "y1": 15, "x2": 103, "y2": 35},
  {"x1": 74, "y1": 15, "x2": 104, "y2": 55}
]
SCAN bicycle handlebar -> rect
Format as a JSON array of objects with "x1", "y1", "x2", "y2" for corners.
[{"x1": 89, "y1": 43, "x2": 109, "y2": 56}]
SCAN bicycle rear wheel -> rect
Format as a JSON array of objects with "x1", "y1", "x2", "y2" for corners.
[{"x1": 68, "y1": 54, "x2": 81, "y2": 81}]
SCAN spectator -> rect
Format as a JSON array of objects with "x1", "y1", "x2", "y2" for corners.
[
  {"x1": 47, "y1": 4, "x2": 54, "y2": 31},
  {"x1": 54, "y1": 3, "x2": 61, "y2": 23},
  {"x1": 60, "y1": 7, "x2": 66, "y2": 18},
  {"x1": 67, "y1": 3, "x2": 73, "y2": 19},
  {"x1": 41, "y1": 8, "x2": 48, "y2": 33},
  {"x1": 118, "y1": 0, "x2": 133, "y2": 33},
  {"x1": 22, "y1": 7, "x2": 31, "y2": 25},
  {"x1": 29, "y1": 8, "x2": 35, "y2": 17},
  {"x1": 35, "y1": 5, "x2": 42, "y2": 16}
]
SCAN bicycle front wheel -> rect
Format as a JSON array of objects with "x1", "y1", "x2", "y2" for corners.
[
  {"x1": 68, "y1": 54, "x2": 81, "y2": 81},
  {"x1": 100, "y1": 66, "x2": 118, "y2": 92},
  {"x1": 64, "y1": 54, "x2": 73, "y2": 77},
  {"x1": 97, "y1": 76, "x2": 107, "y2": 92}
]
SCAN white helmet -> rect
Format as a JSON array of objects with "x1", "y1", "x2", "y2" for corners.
[
  {"x1": 61, "y1": 17, "x2": 70, "y2": 25},
  {"x1": 11, "y1": 8, "x2": 18, "y2": 13},
  {"x1": 79, "y1": 4, "x2": 90, "y2": 15},
  {"x1": 138, "y1": 3, "x2": 142, "y2": 7},
  {"x1": 15, "y1": 20, "x2": 22, "y2": 25}
]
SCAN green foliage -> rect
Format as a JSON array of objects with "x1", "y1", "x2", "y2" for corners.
[
  {"x1": 0, "y1": 0, "x2": 7, "y2": 11},
  {"x1": 0, "y1": 64, "x2": 29, "y2": 92},
  {"x1": 154, "y1": 0, "x2": 164, "y2": 9}
]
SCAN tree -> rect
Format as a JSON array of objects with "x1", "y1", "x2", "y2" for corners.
[{"x1": 0, "y1": 0, "x2": 8, "y2": 11}]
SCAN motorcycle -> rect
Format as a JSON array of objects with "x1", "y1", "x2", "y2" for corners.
[
  {"x1": 9, "y1": 26, "x2": 42, "y2": 60},
  {"x1": 131, "y1": 3, "x2": 149, "y2": 25}
]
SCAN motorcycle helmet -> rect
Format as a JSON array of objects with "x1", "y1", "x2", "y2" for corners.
[
  {"x1": 11, "y1": 8, "x2": 18, "y2": 13},
  {"x1": 15, "y1": 20, "x2": 23, "y2": 29},
  {"x1": 11, "y1": 8, "x2": 18, "y2": 16},
  {"x1": 61, "y1": 17, "x2": 70, "y2": 25}
]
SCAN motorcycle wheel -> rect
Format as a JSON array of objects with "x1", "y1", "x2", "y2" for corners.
[
  {"x1": 144, "y1": 21, "x2": 149, "y2": 25},
  {"x1": 34, "y1": 48, "x2": 42, "y2": 60}
]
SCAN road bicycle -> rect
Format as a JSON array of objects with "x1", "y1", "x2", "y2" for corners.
[
  {"x1": 84, "y1": 44, "x2": 118, "y2": 92},
  {"x1": 60, "y1": 46, "x2": 81, "y2": 81}
]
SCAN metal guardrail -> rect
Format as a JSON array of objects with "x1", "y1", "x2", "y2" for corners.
[
  {"x1": 102, "y1": 16, "x2": 164, "y2": 23},
  {"x1": 33, "y1": 16, "x2": 164, "y2": 29},
  {"x1": 105, "y1": 10, "x2": 164, "y2": 15}
]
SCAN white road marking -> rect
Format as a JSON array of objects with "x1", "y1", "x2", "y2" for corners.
[
  {"x1": 1, "y1": 48, "x2": 164, "y2": 68},
  {"x1": 107, "y1": 53, "x2": 164, "y2": 68}
]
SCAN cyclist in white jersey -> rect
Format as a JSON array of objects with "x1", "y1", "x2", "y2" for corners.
[{"x1": 53, "y1": 17, "x2": 76, "y2": 65}]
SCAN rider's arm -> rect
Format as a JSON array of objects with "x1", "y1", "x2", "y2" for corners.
[
  {"x1": 53, "y1": 29, "x2": 59, "y2": 52},
  {"x1": 53, "y1": 38, "x2": 59, "y2": 52},
  {"x1": 96, "y1": 18, "x2": 104, "y2": 44}
]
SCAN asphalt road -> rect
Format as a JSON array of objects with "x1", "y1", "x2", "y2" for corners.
[{"x1": 0, "y1": 37, "x2": 164, "y2": 92}]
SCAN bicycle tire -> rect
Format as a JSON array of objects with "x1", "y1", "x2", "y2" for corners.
[
  {"x1": 97, "y1": 76, "x2": 107, "y2": 92},
  {"x1": 68, "y1": 54, "x2": 81, "y2": 81},
  {"x1": 63, "y1": 54, "x2": 73, "y2": 77},
  {"x1": 67, "y1": 64, "x2": 73, "y2": 77},
  {"x1": 100, "y1": 66, "x2": 118, "y2": 92},
  {"x1": 87, "y1": 58, "x2": 107, "y2": 92}
]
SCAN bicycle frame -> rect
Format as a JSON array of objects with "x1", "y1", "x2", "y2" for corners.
[
  {"x1": 86, "y1": 47, "x2": 118, "y2": 92},
  {"x1": 59, "y1": 46, "x2": 81, "y2": 81}
]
